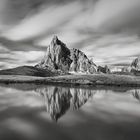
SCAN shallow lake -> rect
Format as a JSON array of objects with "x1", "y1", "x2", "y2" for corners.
[{"x1": 0, "y1": 84, "x2": 140, "y2": 140}]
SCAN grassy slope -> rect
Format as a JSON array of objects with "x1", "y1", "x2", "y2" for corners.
[
  {"x1": 0, "y1": 74, "x2": 140, "y2": 86},
  {"x1": 0, "y1": 66, "x2": 55, "y2": 77}
]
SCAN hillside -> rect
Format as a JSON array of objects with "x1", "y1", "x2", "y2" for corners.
[{"x1": 0, "y1": 66, "x2": 56, "y2": 77}]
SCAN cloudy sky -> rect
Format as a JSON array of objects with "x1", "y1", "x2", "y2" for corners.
[{"x1": 0, "y1": 0, "x2": 140, "y2": 69}]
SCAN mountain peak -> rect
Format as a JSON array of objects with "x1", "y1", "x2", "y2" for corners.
[
  {"x1": 51, "y1": 35, "x2": 58, "y2": 42},
  {"x1": 51, "y1": 35, "x2": 62, "y2": 46},
  {"x1": 36, "y1": 36, "x2": 97, "y2": 73}
]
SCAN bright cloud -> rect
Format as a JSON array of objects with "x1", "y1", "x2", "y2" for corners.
[{"x1": 0, "y1": 51, "x2": 44, "y2": 69}]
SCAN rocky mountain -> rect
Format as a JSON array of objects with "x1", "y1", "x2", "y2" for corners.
[
  {"x1": 36, "y1": 36, "x2": 72, "y2": 72},
  {"x1": 0, "y1": 36, "x2": 97, "y2": 77},
  {"x1": 70, "y1": 48, "x2": 97, "y2": 73},
  {"x1": 36, "y1": 36, "x2": 97, "y2": 74}
]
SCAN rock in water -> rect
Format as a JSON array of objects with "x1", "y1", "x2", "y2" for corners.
[{"x1": 36, "y1": 36, "x2": 97, "y2": 73}]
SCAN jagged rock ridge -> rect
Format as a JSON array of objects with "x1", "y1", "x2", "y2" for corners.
[
  {"x1": 36, "y1": 36, "x2": 97, "y2": 73},
  {"x1": 70, "y1": 48, "x2": 97, "y2": 73}
]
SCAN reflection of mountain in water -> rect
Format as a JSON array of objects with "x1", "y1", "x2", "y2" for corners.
[
  {"x1": 130, "y1": 89, "x2": 140, "y2": 101},
  {"x1": 70, "y1": 88, "x2": 93, "y2": 110},
  {"x1": 35, "y1": 86, "x2": 96, "y2": 122}
]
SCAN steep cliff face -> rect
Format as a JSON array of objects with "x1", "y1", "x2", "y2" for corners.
[
  {"x1": 36, "y1": 36, "x2": 97, "y2": 73},
  {"x1": 36, "y1": 36, "x2": 72, "y2": 72},
  {"x1": 70, "y1": 48, "x2": 97, "y2": 73}
]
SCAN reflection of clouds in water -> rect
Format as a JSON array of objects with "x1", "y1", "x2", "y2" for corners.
[
  {"x1": 1, "y1": 85, "x2": 140, "y2": 140},
  {"x1": 80, "y1": 89, "x2": 140, "y2": 124},
  {"x1": 2, "y1": 118, "x2": 39, "y2": 139},
  {"x1": 0, "y1": 87, "x2": 43, "y2": 111}
]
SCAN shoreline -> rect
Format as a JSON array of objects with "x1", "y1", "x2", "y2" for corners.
[{"x1": 0, "y1": 74, "x2": 140, "y2": 87}]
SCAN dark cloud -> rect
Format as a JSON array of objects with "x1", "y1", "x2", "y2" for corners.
[
  {"x1": 2, "y1": 0, "x2": 67, "y2": 25},
  {"x1": 2, "y1": 0, "x2": 91, "y2": 26},
  {"x1": 0, "y1": 37, "x2": 47, "y2": 51}
]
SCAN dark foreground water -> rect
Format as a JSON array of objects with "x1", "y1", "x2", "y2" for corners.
[{"x1": 0, "y1": 84, "x2": 140, "y2": 140}]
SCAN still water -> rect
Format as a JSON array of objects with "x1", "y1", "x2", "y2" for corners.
[{"x1": 0, "y1": 84, "x2": 140, "y2": 140}]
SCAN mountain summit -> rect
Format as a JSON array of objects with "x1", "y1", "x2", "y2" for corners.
[
  {"x1": 36, "y1": 35, "x2": 72, "y2": 72},
  {"x1": 36, "y1": 36, "x2": 97, "y2": 73}
]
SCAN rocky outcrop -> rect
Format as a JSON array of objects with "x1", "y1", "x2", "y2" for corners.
[
  {"x1": 36, "y1": 36, "x2": 72, "y2": 72},
  {"x1": 70, "y1": 48, "x2": 97, "y2": 73},
  {"x1": 131, "y1": 56, "x2": 140, "y2": 70},
  {"x1": 97, "y1": 65, "x2": 110, "y2": 74},
  {"x1": 36, "y1": 36, "x2": 97, "y2": 74},
  {"x1": 130, "y1": 57, "x2": 140, "y2": 75}
]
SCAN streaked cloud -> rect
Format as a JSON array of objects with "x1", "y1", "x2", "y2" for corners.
[
  {"x1": 92, "y1": 0, "x2": 140, "y2": 33},
  {"x1": 0, "y1": 0, "x2": 140, "y2": 68},
  {"x1": 2, "y1": 2, "x2": 84, "y2": 41},
  {"x1": 0, "y1": 51, "x2": 44, "y2": 69}
]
